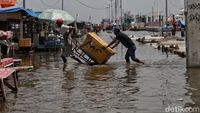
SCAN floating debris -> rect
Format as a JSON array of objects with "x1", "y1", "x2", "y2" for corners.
[
  {"x1": 135, "y1": 35, "x2": 186, "y2": 58},
  {"x1": 177, "y1": 98, "x2": 184, "y2": 101}
]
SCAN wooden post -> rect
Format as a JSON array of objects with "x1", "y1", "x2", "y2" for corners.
[
  {"x1": 13, "y1": 72, "x2": 18, "y2": 91},
  {"x1": 0, "y1": 79, "x2": 6, "y2": 101},
  {"x1": 20, "y1": 20, "x2": 23, "y2": 39}
]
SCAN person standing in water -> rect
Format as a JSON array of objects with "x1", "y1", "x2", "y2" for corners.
[
  {"x1": 105, "y1": 28, "x2": 144, "y2": 64},
  {"x1": 56, "y1": 19, "x2": 83, "y2": 64},
  {"x1": 56, "y1": 18, "x2": 74, "y2": 63}
]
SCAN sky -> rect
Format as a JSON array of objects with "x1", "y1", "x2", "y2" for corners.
[{"x1": 15, "y1": 0, "x2": 184, "y2": 23}]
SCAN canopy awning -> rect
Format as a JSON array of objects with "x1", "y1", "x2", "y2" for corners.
[{"x1": 0, "y1": 7, "x2": 37, "y2": 17}]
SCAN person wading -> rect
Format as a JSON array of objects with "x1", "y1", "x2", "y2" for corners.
[
  {"x1": 105, "y1": 28, "x2": 144, "y2": 64},
  {"x1": 56, "y1": 19, "x2": 83, "y2": 64},
  {"x1": 56, "y1": 18, "x2": 74, "y2": 63}
]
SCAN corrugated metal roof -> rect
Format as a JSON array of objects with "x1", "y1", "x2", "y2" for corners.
[{"x1": 0, "y1": 7, "x2": 37, "y2": 17}]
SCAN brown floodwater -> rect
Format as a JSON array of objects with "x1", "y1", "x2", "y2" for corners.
[{"x1": 0, "y1": 31, "x2": 199, "y2": 113}]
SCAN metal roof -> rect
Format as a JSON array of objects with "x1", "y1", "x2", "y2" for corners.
[{"x1": 0, "y1": 7, "x2": 37, "y2": 17}]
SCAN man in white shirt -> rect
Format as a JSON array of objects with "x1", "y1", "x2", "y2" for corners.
[
  {"x1": 56, "y1": 18, "x2": 74, "y2": 63},
  {"x1": 56, "y1": 18, "x2": 83, "y2": 64}
]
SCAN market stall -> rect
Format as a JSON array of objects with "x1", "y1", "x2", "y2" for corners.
[{"x1": 0, "y1": 7, "x2": 39, "y2": 51}]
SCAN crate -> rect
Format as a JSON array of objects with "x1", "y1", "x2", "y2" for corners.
[
  {"x1": 80, "y1": 32, "x2": 115, "y2": 64},
  {"x1": 19, "y1": 38, "x2": 32, "y2": 47}
]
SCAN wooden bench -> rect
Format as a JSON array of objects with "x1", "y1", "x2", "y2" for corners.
[
  {"x1": 0, "y1": 58, "x2": 17, "y2": 101},
  {"x1": 0, "y1": 67, "x2": 17, "y2": 101},
  {"x1": 0, "y1": 58, "x2": 33, "y2": 101},
  {"x1": 0, "y1": 58, "x2": 22, "y2": 68},
  {"x1": 0, "y1": 58, "x2": 14, "y2": 68}
]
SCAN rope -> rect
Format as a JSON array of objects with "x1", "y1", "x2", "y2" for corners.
[{"x1": 74, "y1": 0, "x2": 106, "y2": 10}]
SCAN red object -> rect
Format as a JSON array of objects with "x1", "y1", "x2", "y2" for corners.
[
  {"x1": 172, "y1": 21, "x2": 177, "y2": 27},
  {"x1": 0, "y1": 68, "x2": 15, "y2": 79},
  {"x1": 56, "y1": 18, "x2": 64, "y2": 26},
  {"x1": 0, "y1": 0, "x2": 16, "y2": 8},
  {"x1": 0, "y1": 58, "x2": 13, "y2": 68}
]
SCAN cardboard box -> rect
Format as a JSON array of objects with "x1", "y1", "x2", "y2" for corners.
[
  {"x1": 81, "y1": 32, "x2": 115, "y2": 64},
  {"x1": 19, "y1": 38, "x2": 31, "y2": 47}
]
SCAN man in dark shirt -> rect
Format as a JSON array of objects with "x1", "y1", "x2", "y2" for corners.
[{"x1": 105, "y1": 28, "x2": 144, "y2": 64}]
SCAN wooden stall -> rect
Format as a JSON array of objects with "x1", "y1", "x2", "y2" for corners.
[{"x1": 0, "y1": 8, "x2": 39, "y2": 52}]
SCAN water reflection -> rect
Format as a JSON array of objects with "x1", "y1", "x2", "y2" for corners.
[
  {"x1": 125, "y1": 64, "x2": 137, "y2": 83},
  {"x1": 28, "y1": 52, "x2": 60, "y2": 69},
  {"x1": 186, "y1": 68, "x2": 200, "y2": 109},
  {"x1": 0, "y1": 103, "x2": 8, "y2": 112},
  {"x1": 111, "y1": 64, "x2": 139, "y2": 112},
  {"x1": 16, "y1": 53, "x2": 33, "y2": 66},
  {"x1": 62, "y1": 64, "x2": 76, "y2": 81},
  {"x1": 85, "y1": 65, "x2": 114, "y2": 81},
  {"x1": 62, "y1": 63, "x2": 67, "y2": 71}
]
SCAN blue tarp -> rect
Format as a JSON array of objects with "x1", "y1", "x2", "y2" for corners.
[
  {"x1": 160, "y1": 24, "x2": 173, "y2": 32},
  {"x1": 0, "y1": 7, "x2": 37, "y2": 17},
  {"x1": 178, "y1": 20, "x2": 185, "y2": 28}
]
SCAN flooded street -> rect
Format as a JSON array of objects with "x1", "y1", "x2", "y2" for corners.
[{"x1": 0, "y1": 31, "x2": 199, "y2": 113}]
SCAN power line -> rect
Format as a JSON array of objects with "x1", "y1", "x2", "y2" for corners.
[
  {"x1": 168, "y1": 0, "x2": 183, "y2": 10},
  {"x1": 74, "y1": 0, "x2": 107, "y2": 10},
  {"x1": 40, "y1": 0, "x2": 61, "y2": 8}
]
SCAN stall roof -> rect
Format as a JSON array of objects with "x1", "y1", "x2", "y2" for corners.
[{"x1": 0, "y1": 7, "x2": 37, "y2": 17}]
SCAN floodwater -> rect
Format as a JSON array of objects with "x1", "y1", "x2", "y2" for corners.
[{"x1": 0, "y1": 31, "x2": 199, "y2": 113}]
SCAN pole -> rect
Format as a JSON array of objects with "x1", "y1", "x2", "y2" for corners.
[
  {"x1": 185, "y1": 0, "x2": 189, "y2": 67},
  {"x1": 106, "y1": 5, "x2": 109, "y2": 20},
  {"x1": 165, "y1": 0, "x2": 168, "y2": 25},
  {"x1": 74, "y1": 14, "x2": 78, "y2": 34},
  {"x1": 62, "y1": 0, "x2": 64, "y2": 10},
  {"x1": 108, "y1": 4, "x2": 111, "y2": 23},
  {"x1": 152, "y1": 7, "x2": 154, "y2": 22},
  {"x1": 120, "y1": 0, "x2": 122, "y2": 25},
  {"x1": 110, "y1": 0, "x2": 113, "y2": 23},
  {"x1": 165, "y1": 0, "x2": 170, "y2": 36},
  {"x1": 115, "y1": 0, "x2": 118, "y2": 24},
  {"x1": 23, "y1": 0, "x2": 26, "y2": 9}
]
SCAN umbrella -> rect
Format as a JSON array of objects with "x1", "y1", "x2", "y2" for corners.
[{"x1": 38, "y1": 9, "x2": 75, "y2": 25}]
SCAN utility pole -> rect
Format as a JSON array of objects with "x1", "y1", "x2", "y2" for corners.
[
  {"x1": 62, "y1": 0, "x2": 64, "y2": 10},
  {"x1": 120, "y1": 0, "x2": 123, "y2": 27},
  {"x1": 108, "y1": 4, "x2": 111, "y2": 23},
  {"x1": 152, "y1": 7, "x2": 154, "y2": 22},
  {"x1": 114, "y1": 0, "x2": 118, "y2": 24},
  {"x1": 106, "y1": 5, "x2": 110, "y2": 21},
  {"x1": 23, "y1": 0, "x2": 26, "y2": 9},
  {"x1": 110, "y1": 0, "x2": 113, "y2": 23},
  {"x1": 165, "y1": 0, "x2": 168, "y2": 25}
]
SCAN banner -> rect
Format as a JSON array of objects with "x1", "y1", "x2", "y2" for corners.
[{"x1": 0, "y1": 0, "x2": 17, "y2": 8}]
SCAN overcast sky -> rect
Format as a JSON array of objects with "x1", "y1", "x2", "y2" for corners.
[{"x1": 15, "y1": 0, "x2": 184, "y2": 23}]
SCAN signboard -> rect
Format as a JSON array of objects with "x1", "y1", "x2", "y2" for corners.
[
  {"x1": 0, "y1": 12, "x2": 22, "y2": 20},
  {"x1": 186, "y1": 0, "x2": 200, "y2": 67},
  {"x1": 0, "y1": 0, "x2": 16, "y2": 8}
]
